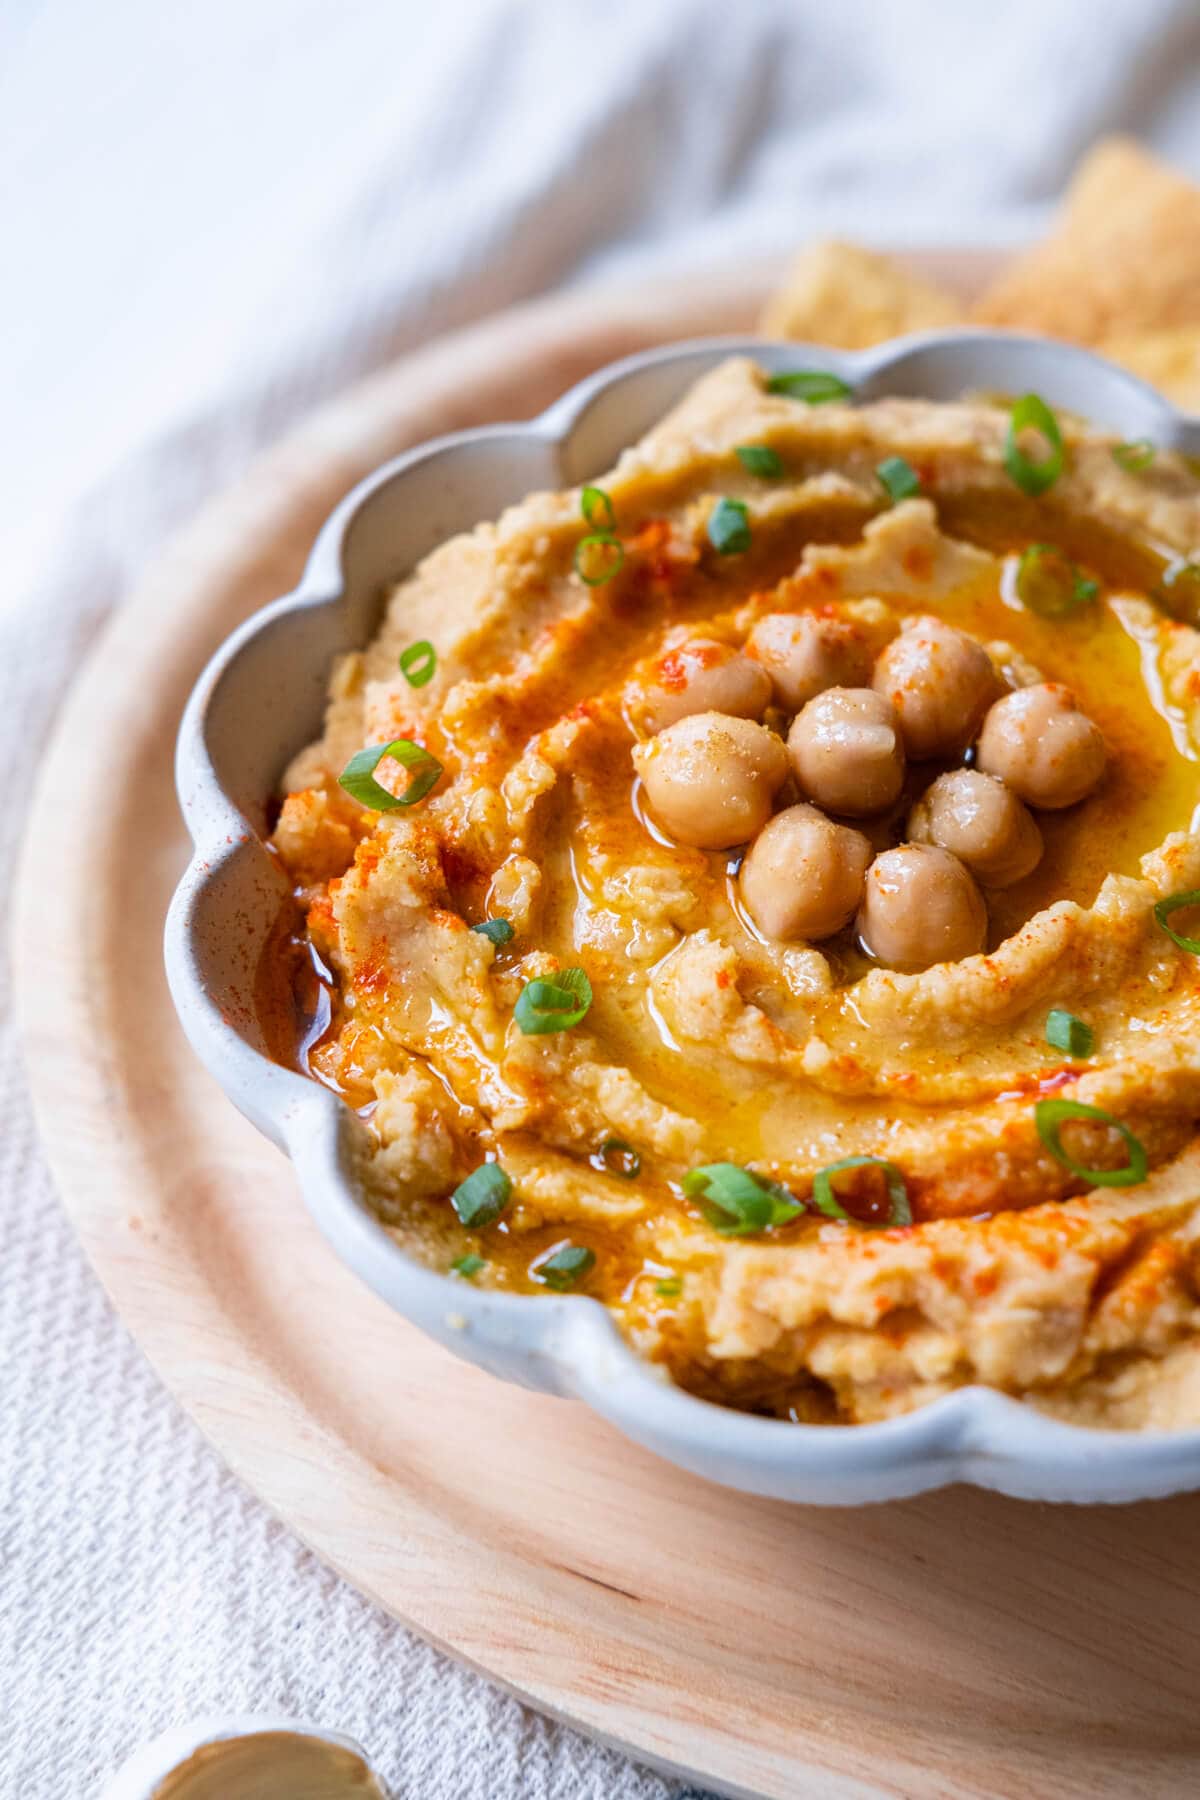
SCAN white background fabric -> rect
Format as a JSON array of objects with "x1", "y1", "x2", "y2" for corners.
[{"x1": 3, "y1": 3, "x2": 1200, "y2": 1794}]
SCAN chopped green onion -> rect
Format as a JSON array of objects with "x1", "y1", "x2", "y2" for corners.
[
  {"x1": 735, "y1": 444, "x2": 784, "y2": 479},
  {"x1": 472, "y1": 918, "x2": 514, "y2": 946},
  {"x1": 593, "y1": 1137, "x2": 640, "y2": 1180},
  {"x1": 707, "y1": 497, "x2": 751, "y2": 556},
  {"x1": 1045, "y1": 1009, "x2": 1095, "y2": 1058},
  {"x1": 1014, "y1": 543, "x2": 1098, "y2": 618},
  {"x1": 451, "y1": 1163, "x2": 512, "y2": 1229},
  {"x1": 398, "y1": 639, "x2": 437, "y2": 687},
  {"x1": 338, "y1": 739, "x2": 443, "y2": 811},
  {"x1": 513, "y1": 967, "x2": 593, "y2": 1035},
  {"x1": 1004, "y1": 394, "x2": 1065, "y2": 496},
  {"x1": 876, "y1": 455, "x2": 921, "y2": 504},
  {"x1": 810, "y1": 1157, "x2": 912, "y2": 1228},
  {"x1": 682, "y1": 1162, "x2": 802, "y2": 1236},
  {"x1": 451, "y1": 1253, "x2": 486, "y2": 1280},
  {"x1": 532, "y1": 1243, "x2": 595, "y2": 1290},
  {"x1": 655, "y1": 1277, "x2": 682, "y2": 1298},
  {"x1": 766, "y1": 369, "x2": 852, "y2": 404},
  {"x1": 581, "y1": 485, "x2": 617, "y2": 532},
  {"x1": 574, "y1": 532, "x2": 624, "y2": 586},
  {"x1": 1034, "y1": 1098, "x2": 1148, "y2": 1188},
  {"x1": 1113, "y1": 439, "x2": 1155, "y2": 473},
  {"x1": 1153, "y1": 888, "x2": 1200, "y2": 954},
  {"x1": 1157, "y1": 557, "x2": 1200, "y2": 626}
]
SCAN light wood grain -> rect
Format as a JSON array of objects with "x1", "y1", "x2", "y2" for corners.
[{"x1": 15, "y1": 254, "x2": 1200, "y2": 1800}]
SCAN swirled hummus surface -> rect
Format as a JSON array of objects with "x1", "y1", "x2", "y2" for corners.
[{"x1": 267, "y1": 357, "x2": 1200, "y2": 1426}]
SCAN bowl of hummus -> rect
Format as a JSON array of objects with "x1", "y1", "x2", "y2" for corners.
[{"x1": 167, "y1": 330, "x2": 1200, "y2": 1503}]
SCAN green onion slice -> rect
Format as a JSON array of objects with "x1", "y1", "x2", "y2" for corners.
[
  {"x1": 338, "y1": 739, "x2": 443, "y2": 811},
  {"x1": 766, "y1": 369, "x2": 852, "y2": 404},
  {"x1": 472, "y1": 918, "x2": 514, "y2": 946},
  {"x1": 1112, "y1": 438, "x2": 1155, "y2": 473},
  {"x1": 655, "y1": 1277, "x2": 682, "y2": 1298},
  {"x1": 876, "y1": 455, "x2": 921, "y2": 503},
  {"x1": 1004, "y1": 394, "x2": 1065, "y2": 496},
  {"x1": 1045, "y1": 1008, "x2": 1095, "y2": 1058},
  {"x1": 707, "y1": 496, "x2": 751, "y2": 556},
  {"x1": 451, "y1": 1163, "x2": 512, "y2": 1229},
  {"x1": 1034, "y1": 1098, "x2": 1148, "y2": 1188},
  {"x1": 451, "y1": 1253, "x2": 486, "y2": 1279},
  {"x1": 682, "y1": 1163, "x2": 802, "y2": 1236},
  {"x1": 810, "y1": 1156, "x2": 912, "y2": 1228},
  {"x1": 1157, "y1": 557, "x2": 1200, "y2": 626},
  {"x1": 1154, "y1": 888, "x2": 1200, "y2": 954},
  {"x1": 1014, "y1": 543, "x2": 1098, "y2": 617},
  {"x1": 594, "y1": 1138, "x2": 641, "y2": 1180},
  {"x1": 532, "y1": 1243, "x2": 595, "y2": 1290},
  {"x1": 581, "y1": 485, "x2": 617, "y2": 532},
  {"x1": 513, "y1": 967, "x2": 593, "y2": 1035},
  {"x1": 574, "y1": 532, "x2": 624, "y2": 586},
  {"x1": 398, "y1": 639, "x2": 437, "y2": 687},
  {"x1": 735, "y1": 444, "x2": 784, "y2": 479}
]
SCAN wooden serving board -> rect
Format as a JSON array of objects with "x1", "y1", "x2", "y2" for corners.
[{"x1": 16, "y1": 255, "x2": 1200, "y2": 1800}]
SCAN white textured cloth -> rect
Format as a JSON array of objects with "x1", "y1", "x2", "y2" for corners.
[{"x1": 3, "y1": 3, "x2": 1200, "y2": 1795}]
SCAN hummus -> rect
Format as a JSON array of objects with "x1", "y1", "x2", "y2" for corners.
[{"x1": 267, "y1": 357, "x2": 1200, "y2": 1428}]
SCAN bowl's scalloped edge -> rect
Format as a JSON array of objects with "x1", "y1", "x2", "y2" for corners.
[{"x1": 165, "y1": 329, "x2": 1200, "y2": 1504}]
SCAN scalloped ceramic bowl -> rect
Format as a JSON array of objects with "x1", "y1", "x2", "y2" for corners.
[{"x1": 166, "y1": 330, "x2": 1200, "y2": 1505}]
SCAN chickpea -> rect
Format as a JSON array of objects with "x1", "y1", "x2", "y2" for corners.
[
  {"x1": 787, "y1": 687, "x2": 905, "y2": 817},
  {"x1": 739, "y1": 804, "x2": 872, "y2": 941},
  {"x1": 745, "y1": 611, "x2": 873, "y2": 711},
  {"x1": 633, "y1": 710, "x2": 789, "y2": 849},
  {"x1": 976, "y1": 683, "x2": 1107, "y2": 810},
  {"x1": 857, "y1": 843, "x2": 987, "y2": 971},
  {"x1": 872, "y1": 616, "x2": 1000, "y2": 758},
  {"x1": 909, "y1": 768, "x2": 1042, "y2": 887},
  {"x1": 628, "y1": 638, "x2": 771, "y2": 734}
]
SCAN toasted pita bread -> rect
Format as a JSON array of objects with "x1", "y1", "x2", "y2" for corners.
[
  {"x1": 1100, "y1": 326, "x2": 1200, "y2": 413},
  {"x1": 973, "y1": 137, "x2": 1200, "y2": 343},
  {"x1": 760, "y1": 239, "x2": 964, "y2": 347}
]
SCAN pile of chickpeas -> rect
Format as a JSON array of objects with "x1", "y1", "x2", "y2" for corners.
[{"x1": 629, "y1": 612, "x2": 1107, "y2": 972}]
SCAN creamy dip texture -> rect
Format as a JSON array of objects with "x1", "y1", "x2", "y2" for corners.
[{"x1": 265, "y1": 358, "x2": 1200, "y2": 1427}]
